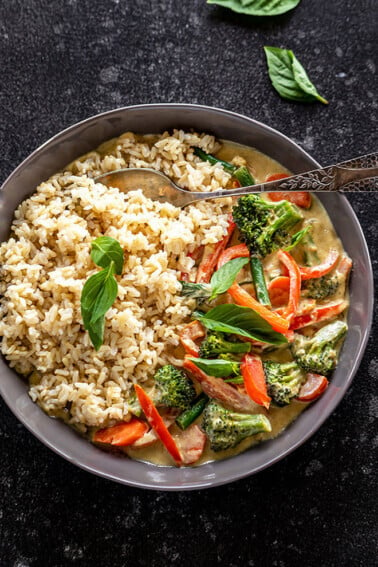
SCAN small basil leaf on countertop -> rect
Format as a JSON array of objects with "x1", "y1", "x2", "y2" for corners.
[
  {"x1": 264, "y1": 46, "x2": 328, "y2": 104},
  {"x1": 207, "y1": 0, "x2": 301, "y2": 16}
]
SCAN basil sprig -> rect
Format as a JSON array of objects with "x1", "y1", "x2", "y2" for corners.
[
  {"x1": 264, "y1": 47, "x2": 328, "y2": 104},
  {"x1": 207, "y1": 0, "x2": 301, "y2": 16},
  {"x1": 284, "y1": 226, "x2": 311, "y2": 251},
  {"x1": 180, "y1": 257, "x2": 249, "y2": 301},
  {"x1": 188, "y1": 357, "x2": 241, "y2": 378},
  {"x1": 193, "y1": 304, "x2": 288, "y2": 345},
  {"x1": 81, "y1": 236, "x2": 124, "y2": 350}
]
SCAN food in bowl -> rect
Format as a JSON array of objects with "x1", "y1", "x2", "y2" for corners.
[{"x1": 0, "y1": 129, "x2": 351, "y2": 466}]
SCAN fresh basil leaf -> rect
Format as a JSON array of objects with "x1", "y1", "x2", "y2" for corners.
[
  {"x1": 188, "y1": 357, "x2": 241, "y2": 377},
  {"x1": 209, "y1": 257, "x2": 249, "y2": 300},
  {"x1": 264, "y1": 46, "x2": 328, "y2": 104},
  {"x1": 207, "y1": 0, "x2": 301, "y2": 16},
  {"x1": 81, "y1": 262, "x2": 119, "y2": 350},
  {"x1": 193, "y1": 304, "x2": 287, "y2": 345},
  {"x1": 91, "y1": 236, "x2": 124, "y2": 275},
  {"x1": 179, "y1": 281, "x2": 212, "y2": 300},
  {"x1": 284, "y1": 226, "x2": 311, "y2": 251},
  {"x1": 88, "y1": 316, "x2": 105, "y2": 352}
]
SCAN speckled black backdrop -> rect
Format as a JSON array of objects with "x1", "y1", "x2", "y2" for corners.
[{"x1": 0, "y1": 1, "x2": 377, "y2": 566}]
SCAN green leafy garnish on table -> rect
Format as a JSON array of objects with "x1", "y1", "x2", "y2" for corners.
[
  {"x1": 81, "y1": 236, "x2": 124, "y2": 350},
  {"x1": 264, "y1": 46, "x2": 328, "y2": 104},
  {"x1": 207, "y1": 0, "x2": 301, "y2": 16}
]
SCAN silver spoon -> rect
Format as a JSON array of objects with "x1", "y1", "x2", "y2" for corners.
[{"x1": 95, "y1": 152, "x2": 378, "y2": 208}]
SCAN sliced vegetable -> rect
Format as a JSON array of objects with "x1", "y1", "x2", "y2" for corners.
[
  {"x1": 277, "y1": 250, "x2": 301, "y2": 319},
  {"x1": 290, "y1": 301, "x2": 348, "y2": 330},
  {"x1": 131, "y1": 411, "x2": 178, "y2": 448},
  {"x1": 217, "y1": 244, "x2": 250, "y2": 270},
  {"x1": 134, "y1": 384, "x2": 182, "y2": 464},
  {"x1": 299, "y1": 249, "x2": 340, "y2": 280},
  {"x1": 183, "y1": 359, "x2": 261, "y2": 414},
  {"x1": 250, "y1": 257, "x2": 271, "y2": 306},
  {"x1": 264, "y1": 47, "x2": 328, "y2": 105},
  {"x1": 179, "y1": 320, "x2": 206, "y2": 357},
  {"x1": 233, "y1": 166, "x2": 255, "y2": 186},
  {"x1": 176, "y1": 393, "x2": 209, "y2": 430},
  {"x1": 227, "y1": 284, "x2": 290, "y2": 333},
  {"x1": 196, "y1": 217, "x2": 235, "y2": 283},
  {"x1": 296, "y1": 373, "x2": 329, "y2": 402},
  {"x1": 241, "y1": 354, "x2": 271, "y2": 409},
  {"x1": 268, "y1": 276, "x2": 290, "y2": 307},
  {"x1": 193, "y1": 147, "x2": 236, "y2": 174},
  {"x1": 93, "y1": 418, "x2": 148, "y2": 447},
  {"x1": 193, "y1": 303, "x2": 288, "y2": 345}
]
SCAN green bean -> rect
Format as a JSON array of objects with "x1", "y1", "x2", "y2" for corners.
[
  {"x1": 193, "y1": 147, "x2": 236, "y2": 174},
  {"x1": 250, "y1": 257, "x2": 271, "y2": 306},
  {"x1": 175, "y1": 393, "x2": 209, "y2": 430},
  {"x1": 233, "y1": 166, "x2": 255, "y2": 186}
]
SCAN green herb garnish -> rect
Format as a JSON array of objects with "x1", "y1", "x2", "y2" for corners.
[
  {"x1": 81, "y1": 236, "x2": 124, "y2": 350},
  {"x1": 206, "y1": 0, "x2": 301, "y2": 16},
  {"x1": 264, "y1": 47, "x2": 328, "y2": 104},
  {"x1": 193, "y1": 304, "x2": 288, "y2": 345}
]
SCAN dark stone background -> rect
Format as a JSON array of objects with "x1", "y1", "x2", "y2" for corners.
[{"x1": 0, "y1": 1, "x2": 377, "y2": 566}]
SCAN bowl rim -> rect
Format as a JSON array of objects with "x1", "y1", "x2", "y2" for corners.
[{"x1": 0, "y1": 103, "x2": 374, "y2": 490}]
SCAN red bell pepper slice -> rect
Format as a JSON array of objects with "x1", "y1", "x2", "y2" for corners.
[
  {"x1": 216, "y1": 243, "x2": 250, "y2": 270},
  {"x1": 265, "y1": 173, "x2": 312, "y2": 209},
  {"x1": 93, "y1": 418, "x2": 148, "y2": 447},
  {"x1": 228, "y1": 283, "x2": 290, "y2": 333},
  {"x1": 134, "y1": 384, "x2": 182, "y2": 465},
  {"x1": 241, "y1": 354, "x2": 271, "y2": 409},
  {"x1": 179, "y1": 320, "x2": 206, "y2": 357},
  {"x1": 290, "y1": 301, "x2": 348, "y2": 330},
  {"x1": 297, "y1": 373, "x2": 329, "y2": 402},
  {"x1": 277, "y1": 250, "x2": 301, "y2": 320},
  {"x1": 196, "y1": 216, "x2": 236, "y2": 283},
  {"x1": 300, "y1": 249, "x2": 340, "y2": 280}
]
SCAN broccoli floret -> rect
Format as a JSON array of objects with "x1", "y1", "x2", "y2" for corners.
[
  {"x1": 199, "y1": 331, "x2": 251, "y2": 359},
  {"x1": 291, "y1": 320, "x2": 347, "y2": 375},
  {"x1": 232, "y1": 194, "x2": 303, "y2": 258},
  {"x1": 153, "y1": 365, "x2": 196, "y2": 410},
  {"x1": 263, "y1": 361, "x2": 305, "y2": 406},
  {"x1": 202, "y1": 401, "x2": 271, "y2": 451},
  {"x1": 302, "y1": 274, "x2": 340, "y2": 300}
]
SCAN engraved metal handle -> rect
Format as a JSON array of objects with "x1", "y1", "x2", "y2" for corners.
[{"x1": 187, "y1": 153, "x2": 378, "y2": 203}]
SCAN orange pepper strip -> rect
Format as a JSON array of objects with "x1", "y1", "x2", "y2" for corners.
[
  {"x1": 228, "y1": 283, "x2": 290, "y2": 333},
  {"x1": 179, "y1": 320, "x2": 206, "y2": 357},
  {"x1": 290, "y1": 301, "x2": 348, "y2": 330},
  {"x1": 268, "y1": 276, "x2": 290, "y2": 307},
  {"x1": 240, "y1": 354, "x2": 271, "y2": 409},
  {"x1": 216, "y1": 243, "x2": 250, "y2": 270},
  {"x1": 134, "y1": 384, "x2": 182, "y2": 465},
  {"x1": 93, "y1": 418, "x2": 148, "y2": 447},
  {"x1": 277, "y1": 250, "x2": 301, "y2": 320},
  {"x1": 300, "y1": 249, "x2": 340, "y2": 280},
  {"x1": 196, "y1": 216, "x2": 236, "y2": 283}
]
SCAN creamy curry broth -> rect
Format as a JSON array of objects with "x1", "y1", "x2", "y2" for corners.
[{"x1": 121, "y1": 139, "x2": 348, "y2": 467}]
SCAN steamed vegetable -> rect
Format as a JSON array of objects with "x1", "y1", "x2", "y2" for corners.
[
  {"x1": 153, "y1": 365, "x2": 196, "y2": 410},
  {"x1": 202, "y1": 401, "x2": 271, "y2": 452},
  {"x1": 263, "y1": 361, "x2": 305, "y2": 406}
]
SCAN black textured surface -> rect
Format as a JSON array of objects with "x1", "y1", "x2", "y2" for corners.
[{"x1": 0, "y1": 1, "x2": 377, "y2": 566}]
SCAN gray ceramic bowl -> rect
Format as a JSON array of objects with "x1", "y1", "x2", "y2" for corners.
[{"x1": 0, "y1": 104, "x2": 373, "y2": 490}]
